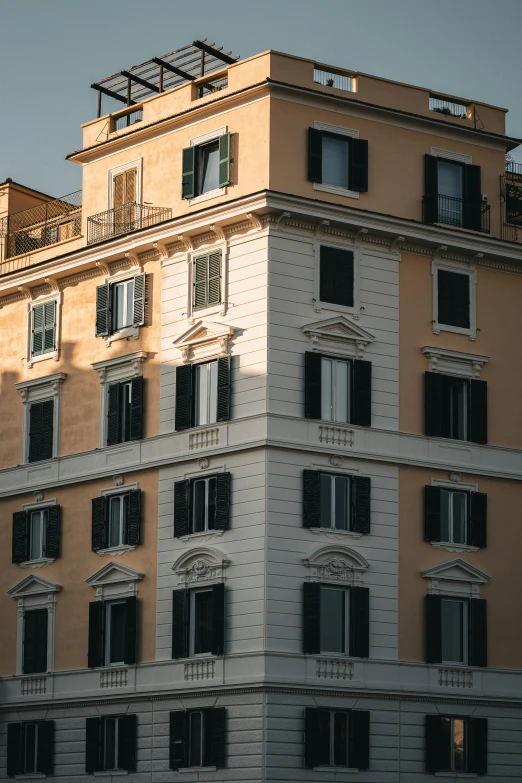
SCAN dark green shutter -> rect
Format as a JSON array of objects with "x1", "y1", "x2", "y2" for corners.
[
  {"x1": 205, "y1": 708, "x2": 226, "y2": 768},
  {"x1": 303, "y1": 470, "x2": 320, "y2": 528},
  {"x1": 319, "y1": 246, "x2": 354, "y2": 307},
  {"x1": 352, "y1": 360, "x2": 372, "y2": 427},
  {"x1": 425, "y1": 714, "x2": 450, "y2": 773},
  {"x1": 46, "y1": 504, "x2": 61, "y2": 559},
  {"x1": 218, "y1": 133, "x2": 231, "y2": 187},
  {"x1": 6, "y1": 722, "x2": 22, "y2": 777},
  {"x1": 107, "y1": 382, "x2": 121, "y2": 446},
  {"x1": 12, "y1": 510, "x2": 28, "y2": 564},
  {"x1": 208, "y1": 251, "x2": 222, "y2": 305},
  {"x1": 425, "y1": 594, "x2": 442, "y2": 664},
  {"x1": 437, "y1": 270, "x2": 470, "y2": 329},
  {"x1": 469, "y1": 379, "x2": 487, "y2": 444},
  {"x1": 424, "y1": 486, "x2": 441, "y2": 542},
  {"x1": 217, "y1": 355, "x2": 231, "y2": 421},
  {"x1": 174, "y1": 480, "x2": 190, "y2": 538},
  {"x1": 424, "y1": 154, "x2": 439, "y2": 224},
  {"x1": 127, "y1": 489, "x2": 141, "y2": 547},
  {"x1": 304, "y1": 351, "x2": 322, "y2": 419},
  {"x1": 215, "y1": 472, "x2": 231, "y2": 531},
  {"x1": 350, "y1": 710, "x2": 370, "y2": 769},
  {"x1": 132, "y1": 272, "x2": 146, "y2": 327},
  {"x1": 91, "y1": 496, "x2": 107, "y2": 551},
  {"x1": 468, "y1": 718, "x2": 488, "y2": 775},
  {"x1": 469, "y1": 598, "x2": 487, "y2": 668},
  {"x1": 88, "y1": 600, "x2": 105, "y2": 668},
  {"x1": 181, "y1": 146, "x2": 196, "y2": 199},
  {"x1": 425, "y1": 372, "x2": 451, "y2": 438},
  {"x1": 463, "y1": 163, "x2": 482, "y2": 231},
  {"x1": 175, "y1": 364, "x2": 193, "y2": 431},
  {"x1": 85, "y1": 717, "x2": 102, "y2": 773},
  {"x1": 211, "y1": 583, "x2": 225, "y2": 656},
  {"x1": 172, "y1": 589, "x2": 189, "y2": 659},
  {"x1": 194, "y1": 254, "x2": 208, "y2": 310},
  {"x1": 41, "y1": 399, "x2": 54, "y2": 460},
  {"x1": 124, "y1": 597, "x2": 138, "y2": 666},
  {"x1": 304, "y1": 708, "x2": 330, "y2": 768},
  {"x1": 352, "y1": 476, "x2": 371, "y2": 534},
  {"x1": 350, "y1": 586, "x2": 370, "y2": 658},
  {"x1": 130, "y1": 376, "x2": 144, "y2": 440},
  {"x1": 303, "y1": 582, "x2": 321, "y2": 654},
  {"x1": 469, "y1": 492, "x2": 487, "y2": 549},
  {"x1": 95, "y1": 282, "x2": 111, "y2": 337},
  {"x1": 31, "y1": 304, "x2": 44, "y2": 356},
  {"x1": 169, "y1": 711, "x2": 187, "y2": 770},
  {"x1": 43, "y1": 301, "x2": 56, "y2": 352},
  {"x1": 37, "y1": 720, "x2": 54, "y2": 775},
  {"x1": 308, "y1": 128, "x2": 323, "y2": 183},
  {"x1": 24, "y1": 609, "x2": 47, "y2": 674},
  {"x1": 29, "y1": 400, "x2": 54, "y2": 463},
  {"x1": 118, "y1": 714, "x2": 137, "y2": 772},
  {"x1": 349, "y1": 138, "x2": 369, "y2": 192}
]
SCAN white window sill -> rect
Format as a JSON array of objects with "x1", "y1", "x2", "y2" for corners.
[
  {"x1": 309, "y1": 528, "x2": 362, "y2": 540},
  {"x1": 178, "y1": 767, "x2": 217, "y2": 773},
  {"x1": 93, "y1": 771, "x2": 128, "y2": 777},
  {"x1": 314, "y1": 182, "x2": 359, "y2": 199},
  {"x1": 180, "y1": 530, "x2": 224, "y2": 543},
  {"x1": 188, "y1": 302, "x2": 225, "y2": 324},
  {"x1": 435, "y1": 773, "x2": 477, "y2": 779},
  {"x1": 15, "y1": 775, "x2": 47, "y2": 780},
  {"x1": 18, "y1": 558, "x2": 55, "y2": 569},
  {"x1": 188, "y1": 187, "x2": 226, "y2": 206},
  {"x1": 27, "y1": 350, "x2": 59, "y2": 369},
  {"x1": 313, "y1": 301, "x2": 360, "y2": 317},
  {"x1": 96, "y1": 545, "x2": 136, "y2": 557},
  {"x1": 431, "y1": 542, "x2": 479, "y2": 554},
  {"x1": 313, "y1": 767, "x2": 359, "y2": 773},
  {"x1": 104, "y1": 326, "x2": 139, "y2": 346},
  {"x1": 433, "y1": 321, "x2": 475, "y2": 341}
]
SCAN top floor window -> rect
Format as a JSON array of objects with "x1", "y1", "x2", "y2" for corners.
[
  {"x1": 424, "y1": 154, "x2": 487, "y2": 233},
  {"x1": 308, "y1": 126, "x2": 368, "y2": 195},
  {"x1": 181, "y1": 133, "x2": 231, "y2": 201}
]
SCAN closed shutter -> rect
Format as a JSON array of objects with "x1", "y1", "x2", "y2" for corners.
[
  {"x1": 85, "y1": 717, "x2": 102, "y2": 773},
  {"x1": 124, "y1": 596, "x2": 138, "y2": 666},
  {"x1": 208, "y1": 251, "x2": 222, "y2": 305},
  {"x1": 319, "y1": 246, "x2": 354, "y2": 307},
  {"x1": 127, "y1": 489, "x2": 142, "y2": 547},
  {"x1": 469, "y1": 379, "x2": 487, "y2": 444},
  {"x1": 425, "y1": 594, "x2": 442, "y2": 664},
  {"x1": 41, "y1": 399, "x2": 54, "y2": 460},
  {"x1": 303, "y1": 470, "x2": 320, "y2": 528},
  {"x1": 95, "y1": 282, "x2": 111, "y2": 337},
  {"x1": 118, "y1": 714, "x2": 137, "y2": 772},
  {"x1": 205, "y1": 708, "x2": 226, "y2": 768},
  {"x1": 169, "y1": 711, "x2": 187, "y2": 770},
  {"x1": 425, "y1": 372, "x2": 451, "y2": 438},
  {"x1": 308, "y1": 128, "x2": 323, "y2": 183},
  {"x1": 218, "y1": 133, "x2": 231, "y2": 187},
  {"x1": 43, "y1": 301, "x2": 56, "y2": 352},
  {"x1": 425, "y1": 714, "x2": 451, "y2": 773},
  {"x1": 351, "y1": 476, "x2": 371, "y2": 534},
  {"x1": 132, "y1": 272, "x2": 146, "y2": 327},
  {"x1": 107, "y1": 382, "x2": 121, "y2": 446},
  {"x1": 29, "y1": 399, "x2": 54, "y2": 463},
  {"x1": 175, "y1": 364, "x2": 193, "y2": 431},
  {"x1": 352, "y1": 360, "x2": 372, "y2": 427},
  {"x1": 463, "y1": 164, "x2": 482, "y2": 231},
  {"x1": 46, "y1": 504, "x2": 61, "y2": 559},
  {"x1": 37, "y1": 720, "x2": 54, "y2": 775},
  {"x1": 6, "y1": 722, "x2": 22, "y2": 777},
  {"x1": 468, "y1": 492, "x2": 487, "y2": 549},
  {"x1": 469, "y1": 598, "x2": 487, "y2": 668},
  {"x1": 211, "y1": 583, "x2": 225, "y2": 656},
  {"x1": 350, "y1": 586, "x2": 370, "y2": 658},
  {"x1": 32, "y1": 304, "x2": 44, "y2": 356},
  {"x1": 88, "y1": 600, "x2": 105, "y2": 668},
  {"x1": 113, "y1": 169, "x2": 136, "y2": 208},
  {"x1": 468, "y1": 717, "x2": 488, "y2": 775},
  {"x1": 349, "y1": 138, "x2": 369, "y2": 193},
  {"x1": 303, "y1": 582, "x2": 321, "y2": 654},
  {"x1": 12, "y1": 510, "x2": 28, "y2": 564},
  {"x1": 216, "y1": 355, "x2": 231, "y2": 421},
  {"x1": 181, "y1": 146, "x2": 196, "y2": 199},
  {"x1": 113, "y1": 172, "x2": 125, "y2": 208},
  {"x1": 91, "y1": 496, "x2": 107, "y2": 552},
  {"x1": 194, "y1": 254, "x2": 208, "y2": 310},
  {"x1": 304, "y1": 351, "x2": 322, "y2": 419},
  {"x1": 130, "y1": 376, "x2": 144, "y2": 441},
  {"x1": 171, "y1": 590, "x2": 189, "y2": 659},
  {"x1": 174, "y1": 480, "x2": 190, "y2": 538},
  {"x1": 304, "y1": 708, "x2": 330, "y2": 768},
  {"x1": 437, "y1": 270, "x2": 470, "y2": 329},
  {"x1": 24, "y1": 609, "x2": 47, "y2": 674},
  {"x1": 424, "y1": 486, "x2": 441, "y2": 542},
  {"x1": 349, "y1": 710, "x2": 370, "y2": 770},
  {"x1": 215, "y1": 472, "x2": 231, "y2": 531},
  {"x1": 424, "y1": 154, "x2": 439, "y2": 224}
]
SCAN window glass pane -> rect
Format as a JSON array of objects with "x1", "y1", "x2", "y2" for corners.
[
  {"x1": 450, "y1": 381, "x2": 468, "y2": 440},
  {"x1": 453, "y1": 719, "x2": 466, "y2": 771},
  {"x1": 194, "y1": 590, "x2": 213, "y2": 655},
  {"x1": 109, "y1": 602, "x2": 126, "y2": 663},
  {"x1": 29, "y1": 511, "x2": 44, "y2": 560},
  {"x1": 109, "y1": 496, "x2": 122, "y2": 548},
  {"x1": 193, "y1": 480, "x2": 206, "y2": 533},
  {"x1": 120, "y1": 382, "x2": 132, "y2": 442},
  {"x1": 441, "y1": 599, "x2": 464, "y2": 663},
  {"x1": 438, "y1": 161, "x2": 463, "y2": 199},
  {"x1": 104, "y1": 718, "x2": 116, "y2": 770},
  {"x1": 125, "y1": 279, "x2": 134, "y2": 328},
  {"x1": 195, "y1": 365, "x2": 208, "y2": 426},
  {"x1": 452, "y1": 492, "x2": 467, "y2": 544},
  {"x1": 334, "y1": 361, "x2": 349, "y2": 423},
  {"x1": 189, "y1": 711, "x2": 203, "y2": 767},
  {"x1": 440, "y1": 491, "x2": 450, "y2": 542},
  {"x1": 113, "y1": 283, "x2": 124, "y2": 331},
  {"x1": 200, "y1": 141, "x2": 219, "y2": 194},
  {"x1": 319, "y1": 473, "x2": 332, "y2": 528},
  {"x1": 24, "y1": 723, "x2": 37, "y2": 774},
  {"x1": 334, "y1": 477, "x2": 349, "y2": 530},
  {"x1": 321, "y1": 358, "x2": 333, "y2": 421},
  {"x1": 333, "y1": 712, "x2": 348, "y2": 767},
  {"x1": 208, "y1": 478, "x2": 216, "y2": 530},
  {"x1": 209, "y1": 361, "x2": 218, "y2": 425},
  {"x1": 322, "y1": 135, "x2": 349, "y2": 189},
  {"x1": 320, "y1": 587, "x2": 345, "y2": 653}
]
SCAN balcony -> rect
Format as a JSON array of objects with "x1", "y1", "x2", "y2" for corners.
[
  {"x1": 501, "y1": 161, "x2": 522, "y2": 242},
  {"x1": 423, "y1": 194, "x2": 490, "y2": 234},
  {"x1": 87, "y1": 202, "x2": 172, "y2": 245},
  {"x1": 0, "y1": 190, "x2": 82, "y2": 260}
]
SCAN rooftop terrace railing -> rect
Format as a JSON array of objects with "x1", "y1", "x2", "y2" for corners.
[{"x1": 87, "y1": 201, "x2": 172, "y2": 245}]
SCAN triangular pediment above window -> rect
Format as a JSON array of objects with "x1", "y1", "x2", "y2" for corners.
[
  {"x1": 303, "y1": 545, "x2": 369, "y2": 584},
  {"x1": 302, "y1": 316, "x2": 375, "y2": 359},
  {"x1": 8, "y1": 574, "x2": 62, "y2": 598},
  {"x1": 422, "y1": 558, "x2": 490, "y2": 585},
  {"x1": 86, "y1": 561, "x2": 144, "y2": 588},
  {"x1": 173, "y1": 320, "x2": 235, "y2": 363}
]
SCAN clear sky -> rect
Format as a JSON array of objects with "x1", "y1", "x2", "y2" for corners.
[{"x1": 1, "y1": 0, "x2": 521, "y2": 197}]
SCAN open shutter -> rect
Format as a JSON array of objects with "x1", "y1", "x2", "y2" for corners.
[
  {"x1": 463, "y1": 163, "x2": 482, "y2": 231},
  {"x1": 424, "y1": 154, "x2": 439, "y2": 224},
  {"x1": 425, "y1": 594, "x2": 442, "y2": 664},
  {"x1": 171, "y1": 590, "x2": 189, "y2": 659},
  {"x1": 425, "y1": 714, "x2": 450, "y2": 773},
  {"x1": 304, "y1": 708, "x2": 330, "y2": 768},
  {"x1": 169, "y1": 711, "x2": 187, "y2": 770},
  {"x1": 468, "y1": 491, "x2": 487, "y2": 549},
  {"x1": 12, "y1": 510, "x2": 28, "y2": 564},
  {"x1": 41, "y1": 399, "x2": 54, "y2": 460},
  {"x1": 319, "y1": 246, "x2": 354, "y2": 307},
  {"x1": 32, "y1": 304, "x2": 44, "y2": 356},
  {"x1": 85, "y1": 717, "x2": 102, "y2": 773},
  {"x1": 215, "y1": 472, "x2": 231, "y2": 531},
  {"x1": 303, "y1": 470, "x2": 320, "y2": 529},
  {"x1": 352, "y1": 476, "x2": 371, "y2": 534},
  {"x1": 469, "y1": 598, "x2": 487, "y2": 668},
  {"x1": 91, "y1": 496, "x2": 107, "y2": 552},
  {"x1": 350, "y1": 710, "x2": 370, "y2": 770},
  {"x1": 132, "y1": 272, "x2": 146, "y2": 327},
  {"x1": 43, "y1": 301, "x2": 56, "y2": 352},
  {"x1": 118, "y1": 714, "x2": 137, "y2": 772},
  {"x1": 127, "y1": 489, "x2": 142, "y2": 547},
  {"x1": 308, "y1": 128, "x2": 323, "y2": 183},
  {"x1": 216, "y1": 355, "x2": 231, "y2": 422},
  {"x1": 95, "y1": 282, "x2": 111, "y2": 337},
  {"x1": 181, "y1": 146, "x2": 196, "y2": 199},
  {"x1": 174, "y1": 480, "x2": 190, "y2": 538},
  {"x1": 130, "y1": 376, "x2": 144, "y2": 441},
  {"x1": 205, "y1": 708, "x2": 226, "y2": 768},
  {"x1": 468, "y1": 718, "x2": 488, "y2": 775},
  {"x1": 352, "y1": 360, "x2": 372, "y2": 427},
  {"x1": 303, "y1": 582, "x2": 321, "y2": 654},
  {"x1": 437, "y1": 270, "x2": 470, "y2": 329},
  {"x1": 425, "y1": 372, "x2": 451, "y2": 438},
  {"x1": 107, "y1": 382, "x2": 121, "y2": 446},
  {"x1": 211, "y1": 583, "x2": 225, "y2": 656},
  {"x1": 469, "y1": 379, "x2": 487, "y2": 444},
  {"x1": 175, "y1": 364, "x2": 193, "y2": 431},
  {"x1": 37, "y1": 720, "x2": 54, "y2": 775},
  {"x1": 124, "y1": 596, "x2": 138, "y2": 665},
  {"x1": 304, "y1": 351, "x2": 322, "y2": 419},
  {"x1": 208, "y1": 251, "x2": 221, "y2": 305},
  {"x1": 424, "y1": 486, "x2": 441, "y2": 542},
  {"x1": 349, "y1": 138, "x2": 369, "y2": 193},
  {"x1": 350, "y1": 586, "x2": 370, "y2": 658},
  {"x1": 6, "y1": 723, "x2": 22, "y2": 777},
  {"x1": 88, "y1": 600, "x2": 105, "y2": 668},
  {"x1": 46, "y1": 504, "x2": 61, "y2": 559},
  {"x1": 218, "y1": 133, "x2": 231, "y2": 187}
]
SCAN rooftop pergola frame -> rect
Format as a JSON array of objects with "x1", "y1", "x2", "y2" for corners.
[{"x1": 91, "y1": 39, "x2": 239, "y2": 118}]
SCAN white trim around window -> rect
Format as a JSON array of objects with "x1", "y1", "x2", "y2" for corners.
[
  {"x1": 8, "y1": 575, "x2": 61, "y2": 675},
  {"x1": 15, "y1": 373, "x2": 66, "y2": 464},
  {"x1": 313, "y1": 238, "x2": 361, "y2": 316},
  {"x1": 26, "y1": 292, "x2": 62, "y2": 369},
  {"x1": 432, "y1": 258, "x2": 477, "y2": 340},
  {"x1": 108, "y1": 158, "x2": 143, "y2": 210},
  {"x1": 188, "y1": 126, "x2": 228, "y2": 206},
  {"x1": 185, "y1": 243, "x2": 227, "y2": 323},
  {"x1": 313, "y1": 121, "x2": 360, "y2": 200},
  {"x1": 430, "y1": 147, "x2": 472, "y2": 165},
  {"x1": 96, "y1": 482, "x2": 139, "y2": 556},
  {"x1": 18, "y1": 497, "x2": 58, "y2": 569},
  {"x1": 91, "y1": 352, "x2": 146, "y2": 447}
]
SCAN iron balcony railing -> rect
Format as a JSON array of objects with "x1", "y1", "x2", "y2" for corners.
[
  {"x1": 429, "y1": 96, "x2": 468, "y2": 119},
  {"x1": 501, "y1": 161, "x2": 522, "y2": 241},
  {"x1": 0, "y1": 190, "x2": 82, "y2": 260},
  {"x1": 87, "y1": 202, "x2": 172, "y2": 245},
  {"x1": 423, "y1": 194, "x2": 490, "y2": 234}
]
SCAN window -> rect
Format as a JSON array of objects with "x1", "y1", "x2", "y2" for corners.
[
  {"x1": 107, "y1": 377, "x2": 143, "y2": 445},
  {"x1": 308, "y1": 127, "x2": 368, "y2": 194},
  {"x1": 195, "y1": 361, "x2": 218, "y2": 425},
  {"x1": 181, "y1": 133, "x2": 231, "y2": 200},
  {"x1": 426, "y1": 715, "x2": 487, "y2": 775},
  {"x1": 304, "y1": 352, "x2": 371, "y2": 427},
  {"x1": 29, "y1": 509, "x2": 48, "y2": 560},
  {"x1": 425, "y1": 485, "x2": 487, "y2": 549},
  {"x1": 193, "y1": 251, "x2": 221, "y2": 311},
  {"x1": 425, "y1": 594, "x2": 487, "y2": 667},
  {"x1": 424, "y1": 154, "x2": 483, "y2": 232},
  {"x1": 192, "y1": 476, "x2": 216, "y2": 532},
  {"x1": 303, "y1": 582, "x2": 369, "y2": 658},
  {"x1": 92, "y1": 489, "x2": 141, "y2": 552},
  {"x1": 441, "y1": 598, "x2": 467, "y2": 664},
  {"x1": 88, "y1": 597, "x2": 138, "y2": 668},
  {"x1": 85, "y1": 715, "x2": 137, "y2": 774},
  {"x1": 12, "y1": 505, "x2": 61, "y2": 564},
  {"x1": 437, "y1": 269, "x2": 470, "y2": 329},
  {"x1": 112, "y1": 278, "x2": 134, "y2": 333},
  {"x1": 171, "y1": 584, "x2": 225, "y2": 659},
  {"x1": 174, "y1": 473, "x2": 231, "y2": 537},
  {"x1": 305, "y1": 708, "x2": 370, "y2": 770},
  {"x1": 441, "y1": 490, "x2": 466, "y2": 544},
  {"x1": 95, "y1": 273, "x2": 146, "y2": 338},
  {"x1": 319, "y1": 245, "x2": 354, "y2": 308},
  {"x1": 170, "y1": 709, "x2": 226, "y2": 770},
  {"x1": 108, "y1": 493, "x2": 129, "y2": 547},
  {"x1": 28, "y1": 399, "x2": 54, "y2": 463},
  {"x1": 303, "y1": 470, "x2": 371, "y2": 534},
  {"x1": 7, "y1": 721, "x2": 54, "y2": 777},
  {"x1": 175, "y1": 356, "x2": 231, "y2": 431},
  {"x1": 424, "y1": 372, "x2": 487, "y2": 444},
  {"x1": 105, "y1": 600, "x2": 127, "y2": 664},
  {"x1": 16, "y1": 372, "x2": 65, "y2": 464},
  {"x1": 23, "y1": 608, "x2": 48, "y2": 674},
  {"x1": 31, "y1": 301, "x2": 56, "y2": 358}
]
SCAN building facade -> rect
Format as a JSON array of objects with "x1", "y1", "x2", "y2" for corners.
[{"x1": 1, "y1": 40, "x2": 522, "y2": 782}]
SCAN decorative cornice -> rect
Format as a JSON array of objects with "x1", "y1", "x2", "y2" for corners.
[{"x1": 422, "y1": 346, "x2": 489, "y2": 379}]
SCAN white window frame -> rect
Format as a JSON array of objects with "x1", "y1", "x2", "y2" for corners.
[
  {"x1": 188, "y1": 710, "x2": 205, "y2": 767},
  {"x1": 111, "y1": 277, "x2": 135, "y2": 334},
  {"x1": 100, "y1": 266, "x2": 144, "y2": 346},
  {"x1": 319, "y1": 473, "x2": 351, "y2": 531},
  {"x1": 319, "y1": 584, "x2": 350, "y2": 656},
  {"x1": 96, "y1": 482, "x2": 139, "y2": 557},
  {"x1": 191, "y1": 475, "x2": 217, "y2": 534},
  {"x1": 101, "y1": 715, "x2": 124, "y2": 772},
  {"x1": 15, "y1": 373, "x2": 66, "y2": 465},
  {"x1": 448, "y1": 717, "x2": 468, "y2": 772},
  {"x1": 432, "y1": 258, "x2": 477, "y2": 340},
  {"x1": 108, "y1": 159, "x2": 143, "y2": 211},
  {"x1": 313, "y1": 121, "x2": 360, "y2": 200},
  {"x1": 185, "y1": 244, "x2": 227, "y2": 322},
  {"x1": 313, "y1": 240, "x2": 361, "y2": 316},
  {"x1": 320, "y1": 355, "x2": 352, "y2": 424},
  {"x1": 328, "y1": 710, "x2": 350, "y2": 768},
  {"x1": 26, "y1": 292, "x2": 62, "y2": 368},
  {"x1": 189, "y1": 586, "x2": 214, "y2": 658},
  {"x1": 430, "y1": 478, "x2": 480, "y2": 555},
  {"x1": 441, "y1": 596, "x2": 469, "y2": 666},
  {"x1": 188, "y1": 127, "x2": 227, "y2": 206},
  {"x1": 91, "y1": 351, "x2": 146, "y2": 448},
  {"x1": 18, "y1": 497, "x2": 58, "y2": 568},
  {"x1": 8, "y1": 574, "x2": 61, "y2": 676},
  {"x1": 104, "y1": 599, "x2": 127, "y2": 667},
  {"x1": 194, "y1": 360, "x2": 219, "y2": 427}
]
